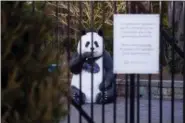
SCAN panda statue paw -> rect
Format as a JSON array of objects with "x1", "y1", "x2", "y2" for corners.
[
  {"x1": 96, "y1": 90, "x2": 115, "y2": 104},
  {"x1": 71, "y1": 86, "x2": 86, "y2": 105},
  {"x1": 72, "y1": 93, "x2": 85, "y2": 105}
]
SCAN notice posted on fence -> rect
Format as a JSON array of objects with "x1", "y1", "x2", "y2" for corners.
[{"x1": 113, "y1": 14, "x2": 160, "y2": 74}]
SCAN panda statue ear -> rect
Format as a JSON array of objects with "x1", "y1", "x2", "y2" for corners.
[
  {"x1": 81, "y1": 30, "x2": 86, "y2": 35},
  {"x1": 97, "y1": 29, "x2": 103, "y2": 36}
]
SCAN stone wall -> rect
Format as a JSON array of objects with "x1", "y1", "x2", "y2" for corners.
[{"x1": 116, "y1": 79, "x2": 184, "y2": 100}]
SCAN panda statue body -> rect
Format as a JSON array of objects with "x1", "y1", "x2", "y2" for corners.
[
  {"x1": 69, "y1": 30, "x2": 116, "y2": 105},
  {"x1": 71, "y1": 55, "x2": 103, "y2": 103}
]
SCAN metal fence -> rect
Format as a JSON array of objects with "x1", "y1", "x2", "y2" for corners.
[
  {"x1": 60, "y1": 1, "x2": 185, "y2": 123},
  {"x1": 4, "y1": 1, "x2": 184, "y2": 123}
]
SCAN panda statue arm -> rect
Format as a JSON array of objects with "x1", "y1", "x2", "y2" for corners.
[
  {"x1": 99, "y1": 50, "x2": 115, "y2": 91},
  {"x1": 69, "y1": 52, "x2": 91, "y2": 74}
]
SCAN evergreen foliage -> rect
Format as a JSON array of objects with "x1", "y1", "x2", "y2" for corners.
[{"x1": 1, "y1": 2, "x2": 69, "y2": 123}]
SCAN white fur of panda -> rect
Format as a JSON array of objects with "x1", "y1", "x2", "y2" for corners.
[{"x1": 71, "y1": 32, "x2": 103, "y2": 103}]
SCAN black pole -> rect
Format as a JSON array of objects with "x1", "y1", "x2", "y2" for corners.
[
  {"x1": 159, "y1": 2, "x2": 163, "y2": 123},
  {"x1": 113, "y1": 2, "x2": 117, "y2": 123},
  {"x1": 183, "y1": 2, "x2": 185, "y2": 123},
  {"x1": 130, "y1": 74, "x2": 135, "y2": 123},
  {"x1": 129, "y1": 2, "x2": 136, "y2": 123}
]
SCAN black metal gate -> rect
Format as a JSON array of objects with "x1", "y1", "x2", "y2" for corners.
[
  {"x1": 62, "y1": 1, "x2": 185, "y2": 123},
  {"x1": 1, "y1": 1, "x2": 184, "y2": 123}
]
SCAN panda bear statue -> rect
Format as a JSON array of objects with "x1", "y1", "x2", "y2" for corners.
[{"x1": 69, "y1": 29, "x2": 116, "y2": 105}]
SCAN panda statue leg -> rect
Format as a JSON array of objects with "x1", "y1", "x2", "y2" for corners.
[
  {"x1": 96, "y1": 85, "x2": 116, "y2": 104},
  {"x1": 71, "y1": 86, "x2": 86, "y2": 105}
]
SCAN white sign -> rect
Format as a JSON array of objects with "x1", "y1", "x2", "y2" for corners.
[{"x1": 113, "y1": 14, "x2": 160, "y2": 74}]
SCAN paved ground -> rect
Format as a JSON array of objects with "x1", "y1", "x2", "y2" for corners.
[{"x1": 60, "y1": 98, "x2": 183, "y2": 123}]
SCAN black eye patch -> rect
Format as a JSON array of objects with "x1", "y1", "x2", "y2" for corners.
[
  {"x1": 85, "y1": 41, "x2": 90, "y2": 47},
  {"x1": 94, "y1": 41, "x2": 99, "y2": 47}
]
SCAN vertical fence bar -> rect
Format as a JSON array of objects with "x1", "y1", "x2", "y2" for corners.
[
  {"x1": 171, "y1": 2, "x2": 175, "y2": 123},
  {"x1": 148, "y1": 2, "x2": 152, "y2": 123},
  {"x1": 125, "y1": 2, "x2": 129, "y2": 123},
  {"x1": 137, "y1": 75, "x2": 140, "y2": 123},
  {"x1": 113, "y1": 2, "x2": 117, "y2": 123},
  {"x1": 125, "y1": 74, "x2": 128, "y2": 123},
  {"x1": 134, "y1": 4, "x2": 140, "y2": 123},
  {"x1": 67, "y1": 2, "x2": 71, "y2": 123},
  {"x1": 148, "y1": 74, "x2": 151, "y2": 123},
  {"x1": 183, "y1": 2, "x2": 185, "y2": 123},
  {"x1": 102, "y1": 1, "x2": 105, "y2": 123},
  {"x1": 130, "y1": 74, "x2": 135, "y2": 123},
  {"x1": 90, "y1": 1, "x2": 94, "y2": 120},
  {"x1": 129, "y1": 2, "x2": 136, "y2": 123},
  {"x1": 78, "y1": 1, "x2": 82, "y2": 123},
  {"x1": 159, "y1": 1, "x2": 163, "y2": 123}
]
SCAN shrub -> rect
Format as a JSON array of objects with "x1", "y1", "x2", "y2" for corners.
[{"x1": 1, "y1": 2, "x2": 69, "y2": 123}]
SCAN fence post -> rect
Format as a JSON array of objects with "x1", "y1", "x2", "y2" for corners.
[
  {"x1": 130, "y1": 74, "x2": 135, "y2": 123},
  {"x1": 128, "y1": 2, "x2": 137, "y2": 123}
]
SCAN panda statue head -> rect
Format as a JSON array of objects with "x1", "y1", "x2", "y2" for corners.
[{"x1": 77, "y1": 29, "x2": 104, "y2": 58}]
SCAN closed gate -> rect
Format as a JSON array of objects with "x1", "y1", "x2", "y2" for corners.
[
  {"x1": 1, "y1": 1, "x2": 184, "y2": 123},
  {"x1": 61, "y1": 1, "x2": 185, "y2": 123}
]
